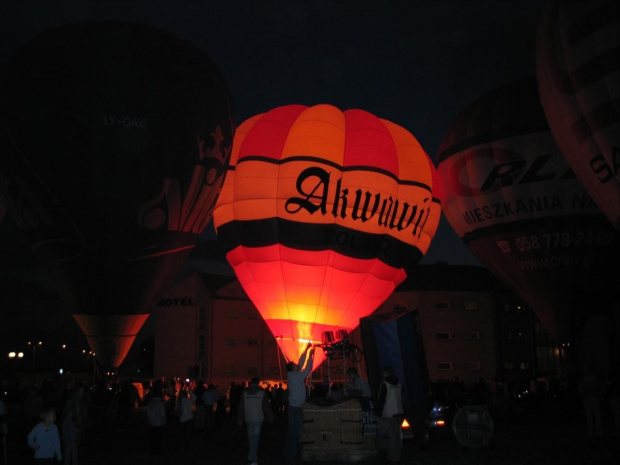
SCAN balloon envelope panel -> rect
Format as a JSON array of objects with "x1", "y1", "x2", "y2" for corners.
[
  {"x1": 214, "y1": 104, "x2": 440, "y2": 365},
  {"x1": 537, "y1": 0, "x2": 620, "y2": 230},
  {"x1": 436, "y1": 78, "x2": 619, "y2": 342},
  {"x1": 0, "y1": 21, "x2": 234, "y2": 367}
]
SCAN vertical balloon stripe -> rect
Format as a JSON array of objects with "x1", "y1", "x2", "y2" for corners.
[
  {"x1": 238, "y1": 105, "x2": 306, "y2": 160},
  {"x1": 344, "y1": 110, "x2": 399, "y2": 173},
  {"x1": 283, "y1": 104, "x2": 346, "y2": 164}
]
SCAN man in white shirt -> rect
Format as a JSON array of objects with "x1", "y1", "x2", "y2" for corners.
[
  {"x1": 282, "y1": 343, "x2": 315, "y2": 464},
  {"x1": 237, "y1": 377, "x2": 273, "y2": 465},
  {"x1": 377, "y1": 366, "x2": 404, "y2": 463}
]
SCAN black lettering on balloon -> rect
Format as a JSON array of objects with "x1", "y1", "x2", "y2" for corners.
[{"x1": 285, "y1": 167, "x2": 329, "y2": 215}]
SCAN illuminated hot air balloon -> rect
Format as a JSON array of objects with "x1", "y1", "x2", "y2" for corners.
[
  {"x1": 436, "y1": 78, "x2": 619, "y2": 349},
  {"x1": 0, "y1": 22, "x2": 233, "y2": 369},
  {"x1": 213, "y1": 104, "x2": 441, "y2": 366},
  {"x1": 536, "y1": 0, "x2": 620, "y2": 230}
]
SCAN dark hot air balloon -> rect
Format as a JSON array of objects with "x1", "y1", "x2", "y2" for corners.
[
  {"x1": 213, "y1": 104, "x2": 441, "y2": 366},
  {"x1": 0, "y1": 21, "x2": 234, "y2": 369},
  {"x1": 436, "y1": 79, "x2": 619, "y2": 368},
  {"x1": 537, "y1": 0, "x2": 620, "y2": 230}
]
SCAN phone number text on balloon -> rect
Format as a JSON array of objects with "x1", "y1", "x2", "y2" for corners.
[{"x1": 514, "y1": 231, "x2": 615, "y2": 251}]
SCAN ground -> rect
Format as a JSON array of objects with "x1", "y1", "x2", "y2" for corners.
[{"x1": 4, "y1": 400, "x2": 618, "y2": 465}]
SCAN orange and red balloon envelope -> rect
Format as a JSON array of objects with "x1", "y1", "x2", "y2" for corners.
[
  {"x1": 436, "y1": 78, "x2": 619, "y2": 343},
  {"x1": 537, "y1": 0, "x2": 620, "y2": 230},
  {"x1": 213, "y1": 104, "x2": 441, "y2": 366},
  {"x1": 0, "y1": 21, "x2": 233, "y2": 368}
]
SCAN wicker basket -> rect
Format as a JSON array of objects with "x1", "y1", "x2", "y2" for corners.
[{"x1": 301, "y1": 398, "x2": 379, "y2": 462}]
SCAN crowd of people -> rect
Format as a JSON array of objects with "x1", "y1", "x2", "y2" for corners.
[{"x1": 1, "y1": 358, "x2": 619, "y2": 465}]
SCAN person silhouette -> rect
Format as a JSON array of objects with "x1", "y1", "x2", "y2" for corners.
[{"x1": 282, "y1": 343, "x2": 315, "y2": 465}]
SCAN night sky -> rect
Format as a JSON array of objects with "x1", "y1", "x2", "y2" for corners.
[
  {"x1": 0, "y1": 0, "x2": 546, "y2": 266},
  {"x1": 0, "y1": 0, "x2": 546, "y2": 357}
]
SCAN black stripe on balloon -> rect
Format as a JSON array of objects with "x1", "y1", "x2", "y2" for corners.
[
  {"x1": 234, "y1": 155, "x2": 432, "y2": 190},
  {"x1": 571, "y1": 97, "x2": 620, "y2": 143},
  {"x1": 459, "y1": 214, "x2": 619, "y2": 246},
  {"x1": 216, "y1": 218, "x2": 423, "y2": 270},
  {"x1": 436, "y1": 126, "x2": 550, "y2": 163},
  {"x1": 567, "y1": 46, "x2": 620, "y2": 94},
  {"x1": 436, "y1": 79, "x2": 549, "y2": 164},
  {"x1": 567, "y1": 1, "x2": 618, "y2": 47}
]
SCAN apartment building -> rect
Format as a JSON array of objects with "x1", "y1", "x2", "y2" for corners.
[{"x1": 152, "y1": 264, "x2": 560, "y2": 390}]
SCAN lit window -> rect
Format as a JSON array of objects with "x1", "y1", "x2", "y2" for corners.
[{"x1": 519, "y1": 361, "x2": 529, "y2": 370}]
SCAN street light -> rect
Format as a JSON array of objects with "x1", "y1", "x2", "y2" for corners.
[{"x1": 27, "y1": 341, "x2": 42, "y2": 370}]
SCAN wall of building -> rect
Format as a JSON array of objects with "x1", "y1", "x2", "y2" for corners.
[
  {"x1": 153, "y1": 272, "x2": 206, "y2": 379},
  {"x1": 151, "y1": 266, "x2": 560, "y2": 391},
  {"x1": 374, "y1": 290, "x2": 497, "y2": 387}
]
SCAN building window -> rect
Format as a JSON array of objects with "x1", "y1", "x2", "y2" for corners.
[
  {"x1": 248, "y1": 366, "x2": 258, "y2": 374},
  {"x1": 198, "y1": 307, "x2": 206, "y2": 330},
  {"x1": 393, "y1": 302, "x2": 408, "y2": 313},
  {"x1": 225, "y1": 309, "x2": 238, "y2": 318},
  {"x1": 467, "y1": 361, "x2": 481, "y2": 371},
  {"x1": 248, "y1": 339, "x2": 259, "y2": 346},
  {"x1": 436, "y1": 331, "x2": 452, "y2": 340},
  {"x1": 504, "y1": 361, "x2": 513, "y2": 370},
  {"x1": 224, "y1": 338, "x2": 236, "y2": 346},
  {"x1": 464, "y1": 301, "x2": 478, "y2": 310},
  {"x1": 519, "y1": 361, "x2": 530, "y2": 370},
  {"x1": 224, "y1": 366, "x2": 236, "y2": 374},
  {"x1": 435, "y1": 301, "x2": 450, "y2": 310},
  {"x1": 198, "y1": 335, "x2": 205, "y2": 357},
  {"x1": 437, "y1": 362, "x2": 453, "y2": 371},
  {"x1": 248, "y1": 311, "x2": 259, "y2": 320},
  {"x1": 465, "y1": 331, "x2": 480, "y2": 341},
  {"x1": 268, "y1": 366, "x2": 279, "y2": 373}
]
